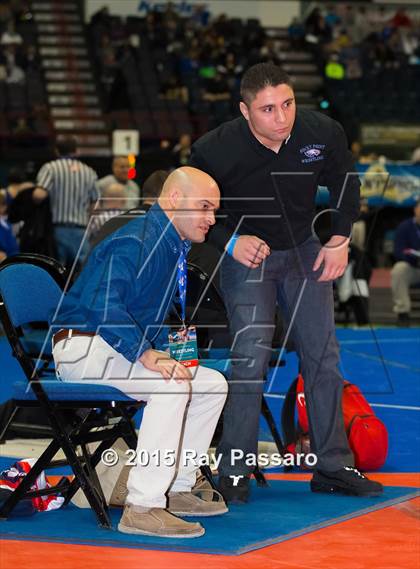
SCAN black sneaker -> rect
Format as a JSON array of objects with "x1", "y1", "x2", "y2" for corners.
[
  {"x1": 218, "y1": 475, "x2": 250, "y2": 504},
  {"x1": 311, "y1": 466, "x2": 383, "y2": 497}
]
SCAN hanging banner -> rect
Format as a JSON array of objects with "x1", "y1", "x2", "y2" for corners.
[{"x1": 317, "y1": 163, "x2": 420, "y2": 207}]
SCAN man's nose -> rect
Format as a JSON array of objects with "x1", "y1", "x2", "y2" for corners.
[
  {"x1": 207, "y1": 210, "x2": 216, "y2": 225},
  {"x1": 275, "y1": 108, "x2": 286, "y2": 123}
]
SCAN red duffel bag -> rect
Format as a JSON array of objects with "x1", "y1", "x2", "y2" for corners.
[{"x1": 281, "y1": 374, "x2": 388, "y2": 470}]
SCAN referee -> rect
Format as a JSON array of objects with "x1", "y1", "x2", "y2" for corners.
[{"x1": 33, "y1": 136, "x2": 99, "y2": 267}]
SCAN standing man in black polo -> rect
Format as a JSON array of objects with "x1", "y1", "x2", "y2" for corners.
[
  {"x1": 190, "y1": 62, "x2": 382, "y2": 502},
  {"x1": 33, "y1": 136, "x2": 99, "y2": 267}
]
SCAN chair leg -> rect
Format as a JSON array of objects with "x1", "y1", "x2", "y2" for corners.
[
  {"x1": 0, "y1": 403, "x2": 18, "y2": 442},
  {"x1": 80, "y1": 443, "x2": 108, "y2": 507},
  {"x1": 261, "y1": 395, "x2": 286, "y2": 454},
  {"x1": 253, "y1": 466, "x2": 269, "y2": 487},
  {"x1": 199, "y1": 464, "x2": 218, "y2": 490},
  {"x1": 63, "y1": 407, "x2": 139, "y2": 508},
  {"x1": 60, "y1": 436, "x2": 113, "y2": 528},
  {"x1": 62, "y1": 435, "x2": 121, "y2": 506}
]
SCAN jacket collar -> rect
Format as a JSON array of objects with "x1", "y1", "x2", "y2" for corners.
[
  {"x1": 148, "y1": 202, "x2": 191, "y2": 255},
  {"x1": 239, "y1": 115, "x2": 294, "y2": 157}
]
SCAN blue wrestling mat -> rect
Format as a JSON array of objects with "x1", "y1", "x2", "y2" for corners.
[
  {"x1": 1, "y1": 327, "x2": 419, "y2": 473},
  {"x1": 0, "y1": 480, "x2": 418, "y2": 555}
]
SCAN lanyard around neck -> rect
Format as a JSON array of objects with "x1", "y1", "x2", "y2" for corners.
[{"x1": 177, "y1": 247, "x2": 187, "y2": 326}]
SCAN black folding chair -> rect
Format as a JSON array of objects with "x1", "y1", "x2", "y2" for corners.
[
  {"x1": 182, "y1": 262, "x2": 287, "y2": 484},
  {"x1": 0, "y1": 254, "x2": 140, "y2": 528}
]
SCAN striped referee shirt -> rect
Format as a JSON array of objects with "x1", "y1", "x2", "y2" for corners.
[
  {"x1": 36, "y1": 157, "x2": 99, "y2": 226},
  {"x1": 88, "y1": 208, "x2": 126, "y2": 241}
]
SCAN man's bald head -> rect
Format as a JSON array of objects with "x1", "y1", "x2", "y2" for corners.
[
  {"x1": 159, "y1": 166, "x2": 218, "y2": 199},
  {"x1": 158, "y1": 166, "x2": 220, "y2": 243},
  {"x1": 100, "y1": 182, "x2": 126, "y2": 210},
  {"x1": 103, "y1": 182, "x2": 125, "y2": 199}
]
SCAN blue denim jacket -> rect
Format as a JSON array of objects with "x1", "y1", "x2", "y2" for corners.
[{"x1": 51, "y1": 203, "x2": 190, "y2": 363}]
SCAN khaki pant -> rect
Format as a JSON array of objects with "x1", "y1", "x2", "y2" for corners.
[
  {"x1": 53, "y1": 334, "x2": 228, "y2": 508},
  {"x1": 391, "y1": 261, "x2": 420, "y2": 314}
]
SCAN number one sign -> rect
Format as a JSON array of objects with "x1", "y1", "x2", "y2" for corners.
[{"x1": 113, "y1": 130, "x2": 140, "y2": 156}]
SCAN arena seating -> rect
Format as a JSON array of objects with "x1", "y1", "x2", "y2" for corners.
[
  {"x1": 0, "y1": 1, "x2": 52, "y2": 152},
  {"x1": 88, "y1": 9, "x2": 323, "y2": 141}
]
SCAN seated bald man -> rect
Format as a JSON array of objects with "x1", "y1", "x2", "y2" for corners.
[{"x1": 51, "y1": 167, "x2": 228, "y2": 538}]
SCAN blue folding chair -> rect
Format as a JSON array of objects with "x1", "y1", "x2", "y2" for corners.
[{"x1": 0, "y1": 254, "x2": 140, "y2": 528}]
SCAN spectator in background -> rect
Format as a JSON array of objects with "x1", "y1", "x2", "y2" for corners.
[
  {"x1": 351, "y1": 141, "x2": 363, "y2": 161},
  {"x1": 90, "y1": 5, "x2": 111, "y2": 28},
  {"x1": 140, "y1": 169, "x2": 169, "y2": 210},
  {"x1": 288, "y1": 17, "x2": 305, "y2": 49},
  {"x1": 1, "y1": 21, "x2": 23, "y2": 46},
  {"x1": 160, "y1": 74, "x2": 189, "y2": 103},
  {"x1": 391, "y1": 199, "x2": 420, "y2": 325},
  {"x1": 217, "y1": 52, "x2": 243, "y2": 91},
  {"x1": 172, "y1": 133, "x2": 191, "y2": 167},
  {"x1": 369, "y1": 5, "x2": 390, "y2": 30},
  {"x1": 97, "y1": 156, "x2": 140, "y2": 209},
  {"x1": 390, "y1": 8, "x2": 412, "y2": 29},
  {"x1": 7, "y1": 177, "x2": 55, "y2": 257},
  {"x1": 89, "y1": 182, "x2": 126, "y2": 243},
  {"x1": 33, "y1": 135, "x2": 99, "y2": 267},
  {"x1": 6, "y1": 58, "x2": 25, "y2": 83},
  {"x1": 305, "y1": 7, "x2": 332, "y2": 44},
  {"x1": 89, "y1": 170, "x2": 169, "y2": 250},
  {"x1": 352, "y1": 6, "x2": 372, "y2": 44},
  {"x1": 259, "y1": 38, "x2": 280, "y2": 65},
  {"x1": 351, "y1": 198, "x2": 370, "y2": 252},
  {"x1": 325, "y1": 53, "x2": 345, "y2": 80},
  {"x1": 345, "y1": 55, "x2": 363, "y2": 79},
  {"x1": 0, "y1": 190, "x2": 19, "y2": 263},
  {"x1": 202, "y1": 71, "x2": 231, "y2": 127},
  {"x1": 4, "y1": 167, "x2": 33, "y2": 203},
  {"x1": 324, "y1": 4, "x2": 341, "y2": 30},
  {"x1": 191, "y1": 3, "x2": 210, "y2": 28}
]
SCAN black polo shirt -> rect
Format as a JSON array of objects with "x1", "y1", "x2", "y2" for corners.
[{"x1": 190, "y1": 109, "x2": 360, "y2": 250}]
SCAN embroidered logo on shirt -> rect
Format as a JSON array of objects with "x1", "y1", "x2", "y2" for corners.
[{"x1": 300, "y1": 144, "x2": 326, "y2": 163}]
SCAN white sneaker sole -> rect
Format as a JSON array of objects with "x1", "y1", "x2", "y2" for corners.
[
  {"x1": 168, "y1": 505, "x2": 228, "y2": 517},
  {"x1": 118, "y1": 523, "x2": 205, "y2": 538}
]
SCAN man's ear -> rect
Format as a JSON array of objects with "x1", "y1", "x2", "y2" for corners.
[
  {"x1": 239, "y1": 101, "x2": 249, "y2": 121},
  {"x1": 168, "y1": 186, "x2": 181, "y2": 210}
]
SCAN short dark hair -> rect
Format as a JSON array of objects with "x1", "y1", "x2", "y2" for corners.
[
  {"x1": 142, "y1": 169, "x2": 169, "y2": 200},
  {"x1": 56, "y1": 135, "x2": 77, "y2": 156},
  {"x1": 240, "y1": 63, "x2": 292, "y2": 106},
  {"x1": 7, "y1": 167, "x2": 26, "y2": 185}
]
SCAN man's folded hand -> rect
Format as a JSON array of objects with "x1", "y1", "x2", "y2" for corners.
[{"x1": 139, "y1": 349, "x2": 192, "y2": 382}]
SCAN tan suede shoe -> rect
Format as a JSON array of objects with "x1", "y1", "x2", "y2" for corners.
[
  {"x1": 109, "y1": 469, "x2": 219, "y2": 509},
  {"x1": 118, "y1": 505, "x2": 205, "y2": 538},
  {"x1": 168, "y1": 489, "x2": 228, "y2": 517},
  {"x1": 109, "y1": 465, "x2": 131, "y2": 507}
]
